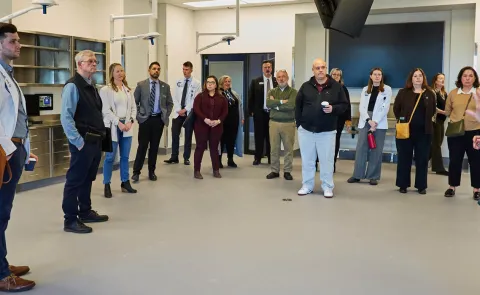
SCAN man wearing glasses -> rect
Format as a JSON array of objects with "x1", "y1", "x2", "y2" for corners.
[{"x1": 61, "y1": 50, "x2": 109, "y2": 234}]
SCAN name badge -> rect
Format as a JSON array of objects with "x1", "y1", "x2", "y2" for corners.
[{"x1": 259, "y1": 82, "x2": 264, "y2": 85}]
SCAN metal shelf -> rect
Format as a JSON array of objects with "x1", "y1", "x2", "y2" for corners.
[
  {"x1": 21, "y1": 44, "x2": 69, "y2": 52},
  {"x1": 14, "y1": 65, "x2": 70, "y2": 70}
]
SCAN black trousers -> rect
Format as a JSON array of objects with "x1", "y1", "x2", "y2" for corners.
[
  {"x1": 447, "y1": 130, "x2": 480, "y2": 188},
  {"x1": 396, "y1": 131, "x2": 431, "y2": 190},
  {"x1": 221, "y1": 120, "x2": 239, "y2": 159},
  {"x1": 334, "y1": 118, "x2": 346, "y2": 165},
  {"x1": 253, "y1": 112, "x2": 270, "y2": 161},
  {"x1": 63, "y1": 141, "x2": 101, "y2": 223},
  {"x1": 0, "y1": 142, "x2": 26, "y2": 278},
  {"x1": 430, "y1": 120, "x2": 447, "y2": 172},
  {"x1": 171, "y1": 116, "x2": 193, "y2": 160},
  {"x1": 133, "y1": 116, "x2": 164, "y2": 174}
]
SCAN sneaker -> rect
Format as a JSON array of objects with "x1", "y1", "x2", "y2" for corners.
[
  {"x1": 323, "y1": 189, "x2": 334, "y2": 198},
  {"x1": 297, "y1": 187, "x2": 313, "y2": 196}
]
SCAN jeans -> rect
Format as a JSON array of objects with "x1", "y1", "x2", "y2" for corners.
[
  {"x1": 298, "y1": 126, "x2": 336, "y2": 191},
  {"x1": 0, "y1": 142, "x2": 26, "y2": 279},
  {"x1": 103, "y1": 125, "x2": 133, "y2": 184}
]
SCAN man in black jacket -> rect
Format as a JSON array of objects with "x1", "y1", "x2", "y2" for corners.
[
  {"x1": 248, "y1": 60, "x2": 277, "y2": 165},
  {"x1": 295, "y1": 58, "x2": 348, "y2": 198}
]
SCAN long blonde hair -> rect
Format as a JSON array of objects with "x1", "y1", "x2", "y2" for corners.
[{"x1": 109, "y1": 63, "x2": 131, "y2": 92}]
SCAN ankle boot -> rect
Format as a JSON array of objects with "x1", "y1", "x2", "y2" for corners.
[
  {"x1": 227, "y1": 157, "x2": 237, "y2": 168},
  {"x1": 121, "y1": 180, "x2": 137, "y2": 193},
  {"x1": 104, "y1": 184, "x2": 112, "y2": 198},
  {"x1": 219, "y1": 155, "x2": 224, "y2": 168}
]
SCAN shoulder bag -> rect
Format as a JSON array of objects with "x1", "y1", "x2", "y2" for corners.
[
  {"x1": 0, "y1": 146, "x2": 12, "y2": 189},
  {"x1": 396, "y1": 90, "x2": 424, "y2": 139},
  {"x1": 445, "y1": 94, "x2": 473, "y2": 137}
]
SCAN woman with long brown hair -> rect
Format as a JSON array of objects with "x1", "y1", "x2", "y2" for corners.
[
  {"x1": 393, "y1": 68, "x2": 436, "y2": 194},
  {"x1": 348, "y1": 68, "x2": 392, "y2": 185},
  {"x1": 100, "y1": 63, "x2": 137, "y2": 197},
  {"x1": 193, "y1": 75, "x2": 228, "y2": 179},
  {"x1": 429, "y1": 73, "x2": 448, "y2": 175}
]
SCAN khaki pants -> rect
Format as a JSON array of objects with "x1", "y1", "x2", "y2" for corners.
[{"x1": 269, "y1": 121, "x2": 296, "y2": 173}]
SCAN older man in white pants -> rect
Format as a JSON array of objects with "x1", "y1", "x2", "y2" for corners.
[{"x1": 295, "y1": 58, "x2": 349, "y2": 198}]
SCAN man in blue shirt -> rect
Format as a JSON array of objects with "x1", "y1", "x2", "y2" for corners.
[
  {"x1": 131, "y1": 62, "x2": 173, "y2": 182},
  {"x1": 61, "y1": 50, "x2": 108, "y2": 234},
  {"x1": 0, "y1": 23, "x2": 37, "y2": 292}
]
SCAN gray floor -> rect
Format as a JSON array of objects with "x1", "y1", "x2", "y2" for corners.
[{"x1": 8, "y1": 155, "x2": 480, "y2": 295}]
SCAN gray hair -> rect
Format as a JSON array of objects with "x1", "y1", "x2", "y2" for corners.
[
  {"x1": 276, "y1": 69, "x2": 289, "y2": 77},
  {"x1": 75, "y1": 50, "x2": 95, "y2": 65},
  {"x1": 330, "y1": 68, "x2": 344, "y2": 84},
  {"x1": 218, "y1": 75, "x2": 231, "y2": 89}
]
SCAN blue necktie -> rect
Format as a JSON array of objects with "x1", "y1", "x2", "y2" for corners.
[{"x1": 150, "y1": 81, "x2": 156, "y2": 113}]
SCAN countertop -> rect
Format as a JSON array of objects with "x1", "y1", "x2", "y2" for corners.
[{"x1": 28, "y1": 121, "x2": 62, "y2": 130}]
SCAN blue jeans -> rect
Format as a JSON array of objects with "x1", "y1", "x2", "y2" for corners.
[
  {"x1": 103, "y1": 125, "x2": 133, "y2": 184},
  {"x1": 297, "y1": 126, "x2": 336, "y2": 191}
]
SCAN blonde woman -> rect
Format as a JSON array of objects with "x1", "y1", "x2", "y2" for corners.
[
  {"x1": 430, "y1": 73, "x2": 448, "y2": 175},
  {"x1": 100, "y1": 63, "x2": 137, "y2": 198}
]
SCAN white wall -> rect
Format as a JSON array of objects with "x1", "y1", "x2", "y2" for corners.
[{"x1": 0, "y1": 1, "x2": 12, "y2": 17}]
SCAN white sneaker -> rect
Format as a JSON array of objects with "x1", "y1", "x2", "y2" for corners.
[
  {"x1": 297, "y1": 187, "x2": 313, "y2": 196},
  {"x1": 323, "y1": 188, "x2": 334, "y2": 198}
]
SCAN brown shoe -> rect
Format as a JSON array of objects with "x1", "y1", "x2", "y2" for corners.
[
  {"x1": 0, "y1": 275, "x2": 35, "y2": 292},
  {"x1": 194, "y1": 171, "x2": 203, "y2": 179},
  {"x1": 213, "y1": 170, "x2": 222, "y2": 178},
  {"x1": 8, "y1": 265, "x2": 29, "y2": 277}
]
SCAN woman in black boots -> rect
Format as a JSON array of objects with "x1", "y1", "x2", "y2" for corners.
[{"x1": 218, "y1": 75, "x2": 244, "y2": 168}]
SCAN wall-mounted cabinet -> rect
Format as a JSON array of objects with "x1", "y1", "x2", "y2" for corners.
[{"x1": 15, "y1": 31, "x2": 109, "y2": 87}]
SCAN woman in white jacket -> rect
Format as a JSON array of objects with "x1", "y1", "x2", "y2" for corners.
[
  {"x1": 348, "y1": 68, "x2": 392, "y2": 185},
  {"x1": 100, "y1": 63, "x2": 137, "y2": 198}
]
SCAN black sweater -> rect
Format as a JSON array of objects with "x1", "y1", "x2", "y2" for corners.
[{"x1": 295, "y1": 76, "x2": 349, "y2": 133}]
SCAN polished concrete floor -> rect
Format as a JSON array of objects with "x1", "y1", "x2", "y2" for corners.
[{"x1": 8, "y1": 155, "x2": 480, "y2": 295}]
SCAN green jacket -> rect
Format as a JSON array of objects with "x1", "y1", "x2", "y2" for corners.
[{"x1": 266, "y1": 85, "x2": 297, "y2": 122}]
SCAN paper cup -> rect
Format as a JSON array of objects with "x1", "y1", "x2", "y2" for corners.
[{"x1": 321, "y1": 101, "x2": 329, "y2": 108}]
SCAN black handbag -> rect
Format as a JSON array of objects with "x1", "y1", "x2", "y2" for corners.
[
  {"x1": 183, "y1": 110, "x2": 195, "y2": 129},
  {"x1": 102, "y1": 127, "x2": 113, "y2": 152}
]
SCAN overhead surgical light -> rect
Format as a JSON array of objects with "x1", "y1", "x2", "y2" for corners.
[
  {"x1": 110, "y1": 0, "x2": 161, "y2": 45},
  {"x1": 0, "y1": 0, "x2": 58, "y2": 23}
]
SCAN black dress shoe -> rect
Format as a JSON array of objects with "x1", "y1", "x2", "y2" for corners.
[
  {"x1": 435, "y1": 170, "x2": 449, "y2": 176},
  {"x1": 227, "y1": 159, "x2": 237, "y2": 168},
  {"x1": 104, "y1": 184, "x2": 112, "y2": 198},
  {"x1": 79, "y1": 210, "x2": 109, "y2": 223},
  {"x1": 253, "y1": 159, "x2": 260, "y2": 165},
  {"x1": 266, "y1": 172, "x2": 280, "y2": 179},
  {"x1": 474, "y1": 192, "x2": 480, "y2": 201},
  {"x1": 369, "y1": 179, "x2": 378, "y2": 186},
  {"x1": 149, "y1": 172, "x2": 157, "y2": 181},
  {"x1": 347, "y1": 177, "x2": 360, "y2": 183},
  {"x1": 399, "y1": 188, "x2": 407, "y2": 194},
  {"x1": 131, "y1": 173, "x2": 139, "y2": 182},
  {"x1": 444, "y1": 188, "x2": 455, "y2": 198},
  {"x1": 164, "y1": 158, "x2": 179, "y2": 164},
  {"x1": 284, "y1": 172, "x2": 293, "y2": 180},
  {"x1": 184, "y1": 159, "x2": 190, "y2": 165},
  {"x1": 64, "y1": 219, "x2": 92, "y2": 234},
  {"x1": 418, "y1": 189, "x2": 427, "y2": 195},
  {"x1": 121, "y1": 180, "x2": 137, "y2": 193}
]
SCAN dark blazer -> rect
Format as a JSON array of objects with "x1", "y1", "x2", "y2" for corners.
[
  {"x1": 393, "y1": 87, "x2": 436, "y2": 134},
  {"x1": 248, "y1": 76, "x2": 278, "y2": 115},
  {"x1": 134, "y1": 78, "x2": 173, "y2": 125},
  {"x1": 340, "y1": 84, "x2": 352, "y2": 121}
]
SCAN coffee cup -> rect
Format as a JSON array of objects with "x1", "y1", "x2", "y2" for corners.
[
  {"x1": 321, "y1": 101, "x2": 329, "y2": 108},
  {"x1": 24, "y1": 158, "x2": 36, "y2": 172}
]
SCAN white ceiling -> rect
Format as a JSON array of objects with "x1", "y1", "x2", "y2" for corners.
[{"x1": 158, "y1": 0, "x2": 311, "y2": 10}]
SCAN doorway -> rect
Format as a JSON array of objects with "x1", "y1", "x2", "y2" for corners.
[{"x1": 201, "y1": 52, "x2": 275, "y2": 155}]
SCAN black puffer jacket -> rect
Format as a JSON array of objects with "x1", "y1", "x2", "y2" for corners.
[{"x1": 295, "y1": 75, "x2": 349, "y2": 133}]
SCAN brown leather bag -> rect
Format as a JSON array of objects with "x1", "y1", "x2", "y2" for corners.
[{"x1": 0, "y1": 145, "x2": 12, "y2": 189}]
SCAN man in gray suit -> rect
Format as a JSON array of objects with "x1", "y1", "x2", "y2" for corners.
[{"x1": 132, "y1": 62, "x2": 173, "y2": 182}]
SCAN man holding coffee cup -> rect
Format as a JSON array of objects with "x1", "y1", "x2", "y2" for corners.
[
  {"x1": 295, "y1": 58, "x2": 349, "y2": 198},
  {"x1": 0, "y1": 23, "x2": 38, "y2": 292}
]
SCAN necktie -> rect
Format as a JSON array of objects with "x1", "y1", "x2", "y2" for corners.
[
  {"x1": 181, "y1": 79, "x2": 189, "y2": 109},
  {"x1": 150, "y1": 81, "x2": 156, "y2": 113},
  {"x1": 266, "y1": 78, "x2": 271, "y2": 93}
]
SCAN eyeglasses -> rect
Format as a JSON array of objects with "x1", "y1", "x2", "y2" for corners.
[
  {"x1": 82, "y1": 59, "x2": 98, "y2": 65},
  {"x1": 206, "y1": 81, "x2": 216, "y2": 84}
]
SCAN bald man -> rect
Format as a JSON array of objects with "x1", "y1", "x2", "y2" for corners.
[{"x1": 295, "y1": 58, "x2": 348, "y2": 198}]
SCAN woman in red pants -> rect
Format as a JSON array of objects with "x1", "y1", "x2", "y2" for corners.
[{"x1": 193, "y1": 75, "x2": 228, "y2": 179}]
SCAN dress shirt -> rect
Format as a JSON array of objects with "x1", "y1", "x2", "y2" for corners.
[
  {"x1": 263, "y1": 75, "x2": 273, "y2": 110},
  {"x1": 150, "y1": 78, "x2": 161, "y2": 114},
  {"x1": 61, "y1": 75, "x2": 93, "y2": 149}
]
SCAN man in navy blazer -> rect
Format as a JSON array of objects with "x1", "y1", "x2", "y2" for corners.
[{"x1": 132, "y1": 62, "x2": 173, "y2": 182}]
